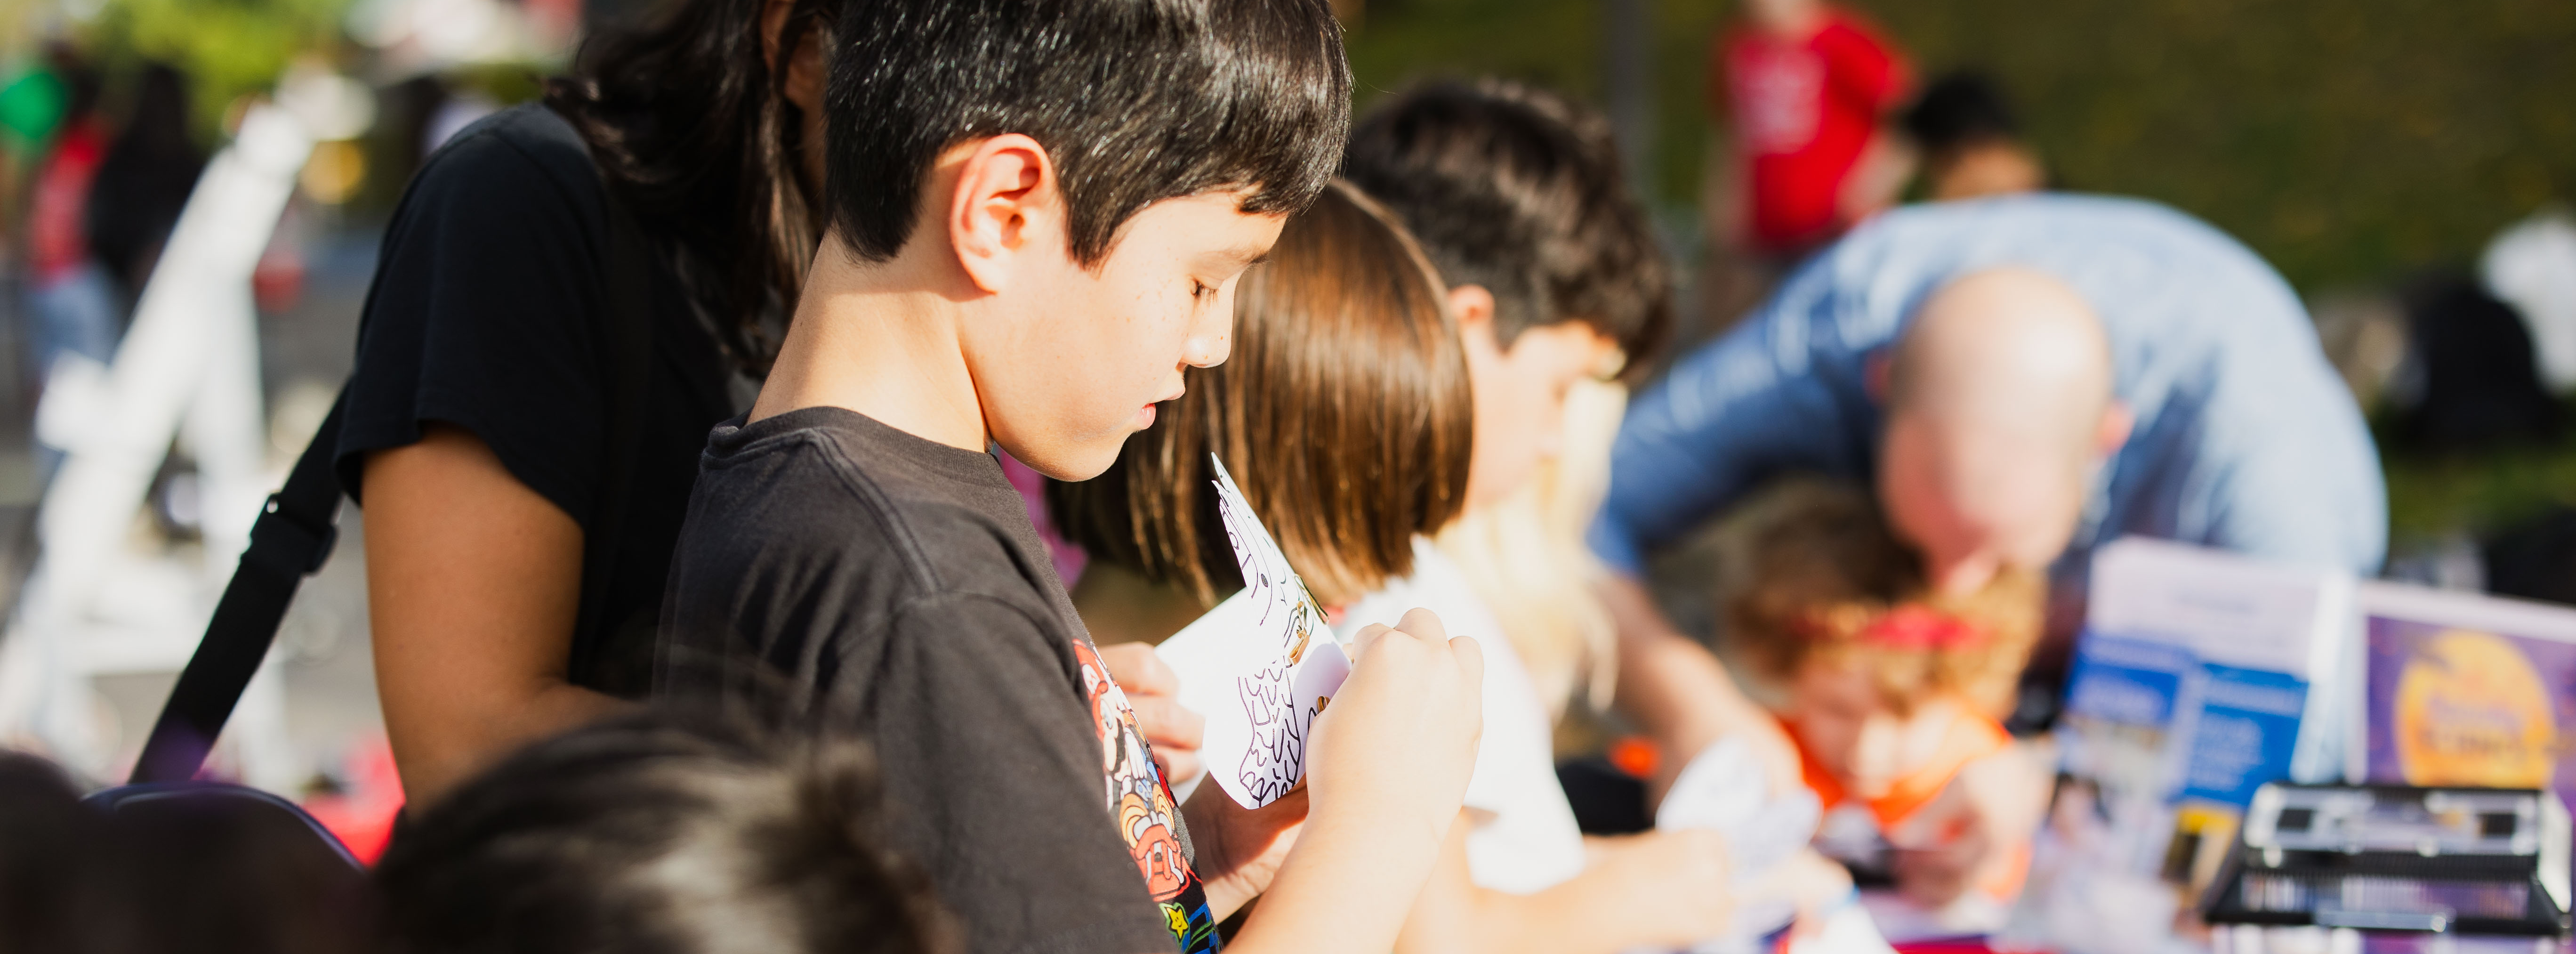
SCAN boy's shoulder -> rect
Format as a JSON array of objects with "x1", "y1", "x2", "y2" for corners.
[
  {"x1": 661, "y1": 405, "x2": 1094, "y2": 715},
  {"x1": 682, "y1": 406, "x2": 1057, "y2": 607}
]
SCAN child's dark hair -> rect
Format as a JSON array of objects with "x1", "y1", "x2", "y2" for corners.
[
  {"x1": 1052, "y1": 180, "x2": 1473, "y2": 606},
  {"x1": 1722, "y1": 480, "x2": 2043, "y2": 718},
  {"x1": 0, "y1": 752, "x2": 375, "y2": 954},
  {"x1": 1341, "y1": 78, "x2": 1672, "y2": 378},
  {"x1": 823, "y1": 0, "x2": 1352, "y2": 267},
  {"x1": 375, "y1": 707, "x2": 951, "y2": 954},
  {"x1": 1900, "y1": 71, "x2": 2021, "y2": 157}
]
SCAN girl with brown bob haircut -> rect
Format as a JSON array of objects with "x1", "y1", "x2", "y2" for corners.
[{"x1": 1052, "y1": 179, "x2": 1472, "y2": 619}]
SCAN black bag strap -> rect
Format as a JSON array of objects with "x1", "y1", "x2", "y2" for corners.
[
  {"x1": 132, "y1": 394, "x2": 347, "y2": 784},
  {"x1": 130, "y1": 181, "x2": 662, "y2": 785}
]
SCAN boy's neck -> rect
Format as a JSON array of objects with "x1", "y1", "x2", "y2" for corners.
[{"x1": 751, "y1": 239, "x2": 990, "y2": 453}]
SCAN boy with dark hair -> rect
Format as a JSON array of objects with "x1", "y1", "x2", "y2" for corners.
[
  {"x1": 376, "y1": 709, "x2": 956, "y2": 954},
  {"x1": 1340, "y1": 81, "x2": 1765, "y2": 952},
  {"x1": 1343, "y1": 80, "x2": 1671, "y2": 371},
  {"x1": 1341, "y1": 78, "x2": 1670, "y2": 514},
  {"x1": 657, "y1": 3, "x2": 1489, "y2": 954}
]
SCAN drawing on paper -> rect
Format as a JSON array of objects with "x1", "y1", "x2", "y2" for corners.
[{"x1": 1201, "y1": 455, "x2": 1351, "y2": 808}]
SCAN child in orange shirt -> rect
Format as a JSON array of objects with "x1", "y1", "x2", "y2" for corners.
[{"x1": 1721, "y1": 480, "x2": 2049, "y2": 929}]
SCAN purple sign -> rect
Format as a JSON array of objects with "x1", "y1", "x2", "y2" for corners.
[{"x1": 2364, "y1": 613, "x2": 2576, "y2": 814}]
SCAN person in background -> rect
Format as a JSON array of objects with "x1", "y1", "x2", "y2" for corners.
[
  {"x1": 347, "y1": 0, "x2": 832, "y2": 805},
  {"x1": 0, "y1": 57, "x2": 60, "y2": 230},
  {"x1": 1054, "y1": 181, "x2": 1735, "y2": 954},
  {"x1": 1900, "y1": 71, "x2": 2046, "y2": 202},
  {"x1": 1434, "y1": 377, "x2": 1626, "y2": 738},
  {"x1": 1336, "y1": 74, "x2": 1687, "y2": 832},
  {"x1": 1336, "y1": 80, "x2": 1667, "y2": 725},
  {"x1": 86, "y1": 62, "x2": 203, "y2": 309},
  {"x1": 1595, "y1": 198, "x2": 2386, "y2": 903},
  {"x1": 1708, "y1": 0, "x2": 1912, "y2": 267},
  {"x1": 14, "y1": 43, "x2": 117, "y2": 444},
  {"x1": 374, "y1": 709, "x2": 954, "y2": 954},
  {"x1": 1717, "y1": 479, "x2": 2050, "y2": 927}
]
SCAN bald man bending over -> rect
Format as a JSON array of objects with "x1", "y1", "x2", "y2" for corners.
[
  {"x1": 1877, "y1": 267, "x2": 2130, "y2": 601},
  {"x1": 1592, "y1": 194, "x2": 2383, "y2": 895}
]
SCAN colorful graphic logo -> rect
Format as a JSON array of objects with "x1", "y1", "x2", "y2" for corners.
[{"x1": 2394, "y1": 629, "x2": 2557, "y2": 788}]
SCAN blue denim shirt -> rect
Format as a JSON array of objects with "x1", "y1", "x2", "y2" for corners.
[{"x1": 1594, "y1": 194, "x2": 2387, "y2": 601}]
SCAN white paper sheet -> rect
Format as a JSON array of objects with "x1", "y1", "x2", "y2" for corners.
[
  {"x1": 1149, "y1": 457, "x2": 1352, "y2": 808},
  {"x1": 1655, "y1": 736, "x2": 1824, "y2": 946}
]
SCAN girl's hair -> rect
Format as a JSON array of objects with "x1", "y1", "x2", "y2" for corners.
[
  {"x1": 541, "y1": 0, "x2": 834, "y2": 374},
  {"x1": 1720, "y1": 480, "x2": 2043, "y2": 718},
  {"x1": 1050, "y1": 179, "x2": 1473, "y2": 606},
  {"x1": 1435, "y1": 376, "x2": 1626, "y2": 720},
  {"x1": 375, "y1": 707, "x2": 952, "y2": 954}
]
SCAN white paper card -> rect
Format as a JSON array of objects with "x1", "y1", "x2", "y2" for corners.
[
  {"x1": 1656, "y1": 736, "x2": 1823, "y2": 944},
  {"x1": 1150, "y1": 456, "x2": 1352, "y2": 808}
]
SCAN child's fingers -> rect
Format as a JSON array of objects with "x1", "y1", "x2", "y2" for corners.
[
  {"x1": 1446, "y1": 633, "x2": 1484, "y2": 689},
  {"x1": 1151, "y1": 749, "x2": 1202, "y2": 787},
  {"x1": 1348, "y1": 608, "x2": 1457, "y2": 665},
  {"x1": 1392, "y1": 606, "x2": 1450, "y2": 644},
  {"x1": 1098, "y1": 641, "x2": 1180, "y2": 696},
  {"x1": 1348, "y1": 623, "x2": 1392, "y2": 662},
  {"x1": 1126, "y1": 693, "x2": 1206, "y2": 752}
]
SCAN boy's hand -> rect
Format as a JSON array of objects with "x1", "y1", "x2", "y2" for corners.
[
  {"x1": 1310, "y1": 608, "x2": 1484, "y2": 852},
  {"x1": 1183, "y1": 778, "x2": 1308, "y2": 919},
  {"x1": 1584, "y1": 828, "x2": 1735, "y2": 946},
  {"x1": 1098, "y1": 642, "x2": 1204, "y2": 784}
]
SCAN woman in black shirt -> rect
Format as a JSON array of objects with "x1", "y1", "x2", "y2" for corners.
[{"x1": 343, "y1": 0, "x2": 832, "y2": 803}]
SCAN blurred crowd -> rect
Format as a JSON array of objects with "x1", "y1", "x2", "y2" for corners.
[{"x1": 0, "y1": 0, "x2": 2567, "y2": 952}]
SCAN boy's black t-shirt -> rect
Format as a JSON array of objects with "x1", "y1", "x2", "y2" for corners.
[
  {"x1": 336, "y1": 104, "x2": 749, "y2": 697},
  {"x1": 658, "y1": 407, "x2": 1219, "y2": 954}
]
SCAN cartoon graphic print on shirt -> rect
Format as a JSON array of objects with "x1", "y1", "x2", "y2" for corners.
[{"x1": 1074, "y1": 640, "x2": 1221, "y2": 953}]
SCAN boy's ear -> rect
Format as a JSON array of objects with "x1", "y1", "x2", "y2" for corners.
[{"x1": 948, "y1": 134, "x2": 1060, "y2": 294}]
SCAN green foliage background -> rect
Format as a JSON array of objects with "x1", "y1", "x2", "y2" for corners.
[
  {"x1": 78, "y1": 0, "x2": 351, "y2": 140},
  {"x1": 1347, "y1": 0, "x2": 2576, "y2": 292}
]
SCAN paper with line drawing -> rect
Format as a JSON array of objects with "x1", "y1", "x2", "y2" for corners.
[{"x1": 1151, "y1": 456, "x2": 1352, "y2": 809}]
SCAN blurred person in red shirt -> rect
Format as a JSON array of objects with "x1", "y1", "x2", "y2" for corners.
[
  {"x1": 1708, "y1": 0, "x2": 1912, "y2": 264},
  {"x1": 16, "y1": 46, "x2": 122, "y2": 478}
]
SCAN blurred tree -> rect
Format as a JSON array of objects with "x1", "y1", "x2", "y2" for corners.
[{"x1": 84, "y1": 0, "x2": 351, "y2": 142}]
